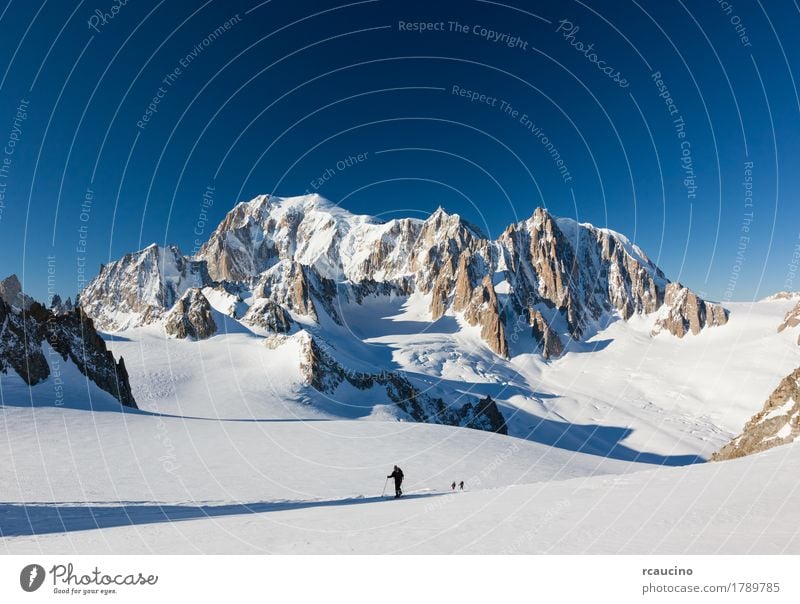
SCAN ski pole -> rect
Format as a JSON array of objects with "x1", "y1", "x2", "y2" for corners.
[{"x1": 381, "y1": 477, "x2": 388, "y2": 497}]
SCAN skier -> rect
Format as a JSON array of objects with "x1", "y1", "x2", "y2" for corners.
[
  {"x1": 459, "y1": 481, "x2": 464, "y2": 490},
  {"x1": 387, "y1": 465, "x2": 404, "y2": 498},
  {"x1": 451, "y1": 481, "x2": 456, "y2": 491}
]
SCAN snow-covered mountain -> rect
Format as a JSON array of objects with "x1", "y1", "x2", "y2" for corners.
[
  {"x1": 83, "y1": 194, "x2": 727, "y2": 343},
  {"x1": 73, "y1": 193, "x2": 738, "y2": 440},
  {"x1": 78, "y1": 243, "x2": 211, "y2": 331},
  {"x1": 5, "y1": 198, "x2": 800, "y2": 556}
]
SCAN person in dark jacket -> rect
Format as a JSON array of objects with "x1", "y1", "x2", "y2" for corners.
[{"x1": 388, "y1": 465, "x2": 404, "y2": 498}]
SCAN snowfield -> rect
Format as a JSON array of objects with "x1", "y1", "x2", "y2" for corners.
[
  {"x1": 2, "y1": 296, "x2": 799, "y2": 553},
  {"x1": 1, "y1": 403, "x2": 797, "y2": 553},
  {"x1": 103, "y1": 295, "x2": 800, "y2": 461}
]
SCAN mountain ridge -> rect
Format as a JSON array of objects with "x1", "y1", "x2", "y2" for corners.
[
  {"x1": 0, "y1": 279, "x2": 137, "y2": 409},
  {"x1": 81, "y1": 194, "x2": 728, "y2": 344},
  {"x1": 74, "y1": 194, "x2": 731, "y2": 434}
]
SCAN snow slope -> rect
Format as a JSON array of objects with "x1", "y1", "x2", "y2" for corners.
[
  {"x1": 0, "y1": 403, "x2": 632, "y2": 545},
  {"x1": 93, "y1": 296, "x2": 800, "y2": 463},
  {"x1": 68, "y1": 194, "x2": 791, "y2": 463},
  {"x1": 2, "y1": 402, "x2": 796, "y2": 554},
  {"x1": 517, "y1": 298, "x2": 800, "y2": 459},
  {"x1": 3, "y1": 296, "x2": 799, "y2": 554},
  {"x1": 0, "y1": 343, "x2": 129, "y2": 412}
]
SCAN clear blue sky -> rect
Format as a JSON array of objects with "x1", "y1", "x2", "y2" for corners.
[{"x1": 0, "y1": 0, "x2": 798, "y2": 303}]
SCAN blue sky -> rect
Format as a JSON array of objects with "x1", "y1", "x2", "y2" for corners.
[{"x1": 0, "y1": 0, "x2": 798, "y2": 303}]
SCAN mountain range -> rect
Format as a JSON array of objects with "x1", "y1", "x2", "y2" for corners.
[
  {"x1": 80, "y1": 194, "x2": 729, "y2": 348},
  {"x1": 5, "y1": 194, "x2": 799, "y2": 460},
  {"x1": 69, "y1": 193, "x2": 736, "y2": 440}
]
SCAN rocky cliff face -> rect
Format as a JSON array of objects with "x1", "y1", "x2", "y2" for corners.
[
  {"x1": 497, "y1": 208, "x2": 670, "y2": 341},
  {"x1": 778, "y1": 300, "x2": 800, "y2": 345},
  {"x1": 241, "y1": 298, "x2": 293, "y2": 333},
  {"x1": 529, "y1": 309, "x2": 564, "y2": 359},
  {"x1": 713, "y1": 367, "x2": 800, "y2": 461},
  {"x1": 79, "y1": 244, "x2": 211, "y2": 331},
  {"x1": 0, "y1": 298, "x2": 50, "y2": 384},
  {"x1": 46, "y1": 306, "x2": 137, "y2": 407},
  {"x1": 0, "y1": 284, "x2": 136, "y2": 408},
  {"x1": 652, "y1": 282, "x2": 729, "y2": 338},
  {"x1": 82, "y1": 195, "x2": 727, "y2": 358},
  {"x1": 0, "y1": 274, "x2": 33, "y2": 310},
  {"x1": 297, "y1": 332, "x2": 507, "y2": 433},
  {"x1": 164, "y1": 288, "x2": 217, "y2": 340}
]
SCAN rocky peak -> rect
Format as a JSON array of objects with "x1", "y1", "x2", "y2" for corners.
[
  {"x1": 254, "y1": 259, "x2": 340, "y2": 324},
  {"x1": 79, "y1": 244, "x2": 211, "y2": 331},
  {"x1": 778, "y1": 300, "x2": 800, "y2": 345},
  {"x1": 422, "y1": 207, "x2": 485, "y2": 241},
  {"x1": 241, "y1": 298, "x2": 293, "y2": 333},
  {"x1": 0, "y1": 274, "x2": 33, "y2": 310},
  {"x1": 529, "y1": 309, "x2": 564, "y2": 359},
  {"x1": 164, "y1": 288, "x2": 217, "y2": 340},
  {"x1": 713, "y1": 367, "x2": 800, "y2": 461},
  {"x1": 0, "y1": 281, "x2": 136, "y2": 407},
  {"x1": 652, "y1": 282, "x2": 728, "y2": 337},
  {"x1": 498, "y1": 209, "x2": 686, "y2": 342},
  {"x1": 79, "y1": 194, "x2": 730, "y2": 361}
]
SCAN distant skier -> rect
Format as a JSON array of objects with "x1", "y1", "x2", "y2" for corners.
[
  {"x1": 388, "y1": 465, "x2": 404, "y2": 498},
  {"x1": 459, "y1": 481, "x2": 464, "y2": 490},
  {"x1": 451, "y1": 481, "x2": 456, "y2": 491}
]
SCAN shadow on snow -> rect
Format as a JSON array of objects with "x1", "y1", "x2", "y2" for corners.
[{"x1": 0, "y1": 493, "x2": 445, "y2": 537}]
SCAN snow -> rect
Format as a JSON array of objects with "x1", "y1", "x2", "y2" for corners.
[
  {"x1": 0, "y1": 343, "x2": 125, "y2": 412},
  {"x1": 95, "y1": 295, "x2": 799, "y2": 462},
  {"x1": 93, "y1": 325, "x2": 302, "y2": 419},
  {"x1": 2, "y1": 401, "x2": 797, "y2": 553},
  {"x1": 202, "y1": 286, "x2": 248, "y2": 319},
  {"x1": 3, "y1": 294, "x2": 800, "y2": 553},
  {"x1": 8, "y1": 192, "x2": 800, "y2": 554},
  {"x1": 523, "y1": 298, "x2": 800, "y2": 459}
]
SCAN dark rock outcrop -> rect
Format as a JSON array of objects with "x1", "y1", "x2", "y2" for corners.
[
  {"x1": 241, "y1": 299, "x2": 293, "y2": 333},
  {"x1": 298, "y1": 333, "x2": 507, "y2": 434},
  {"x1": 0, "y1": 299, "x2": 50, "y2": 384},
  {"x1": 0, "y1": 274, "x2": 33, "y2": 310},
  {"x1": 0, "y1": 286, "x2": 137, "y2": 407},
  {"x1": 164, "y1": 288, "x2": 217, "y2": 340},
  {"x1": 46, "y1": 307, "x2": 137, "y2": 407},
  {"x1": 529, "y1": 309, "x2": 564, "y2": 359}
]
